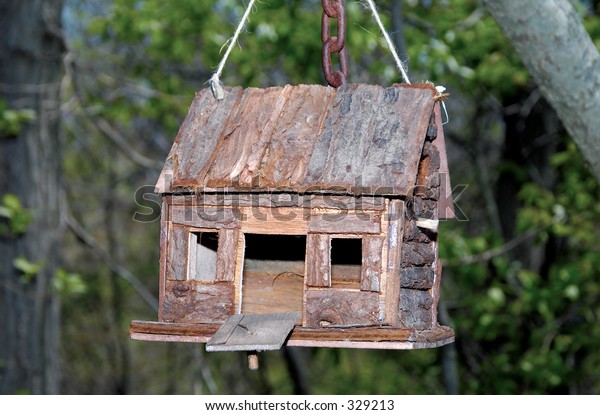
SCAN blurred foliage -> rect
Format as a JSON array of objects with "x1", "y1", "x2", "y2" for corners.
[
  {"x1": 54, "y1": 268, "x2": 88, "y2": 297},
  {"x1": 0, "y1": 99, "x2": 36, "y2": 137},
  {"x1": 0, "y1": 193, "x2": 32, "y2": 236},
  {"x1": 56, "y1": 0, "x2": 600, "y2": 394},
  {"x1": 13, "y1": 256, "x2": 44, "y2": 284},
  {"x1": 440, "y1": 139, "x2": 600, "y2": 393}
]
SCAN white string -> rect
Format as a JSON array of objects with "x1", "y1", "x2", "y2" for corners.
[
  {"x1": 209, "y1": 0, "x2": 257, "y2": 99},
  {"x1": 363, "y1": 0, "x2": 411, "y2": 84}
]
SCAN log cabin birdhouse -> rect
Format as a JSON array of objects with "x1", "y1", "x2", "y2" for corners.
[{"x1": 130, "y1": 83, "x2": 456, "y2": 355}]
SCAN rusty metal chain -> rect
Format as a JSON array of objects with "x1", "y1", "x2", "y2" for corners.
[{"x1": 321, "y1": 0, "x2": 348, "y2": 87}]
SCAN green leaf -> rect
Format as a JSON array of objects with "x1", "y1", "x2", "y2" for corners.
[
  {"x1": 2, "y1": 193, "x2": 22, "y2": 210},
  {"x1": 53, "y1": 268, "x2": 87, "y2": 297},
  {"x1": 0, "y1": 99, "x2": 36, "y2": 136},
  {"x1": 0, "y1": 193, "x2": 32, "y2": 235},
  {"x1": 0, "y1": 206, "x2": 11, "y2": 218},
  {"x1": 13, "y1": 256, "x2": 43, "y2": 283}
]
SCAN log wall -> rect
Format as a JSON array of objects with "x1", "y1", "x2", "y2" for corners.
[{"x1": 398, "y1": 109, "x2": 443, "y2": 329}]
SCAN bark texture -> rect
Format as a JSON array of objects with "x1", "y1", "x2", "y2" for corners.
[
  {"x1": 156, "y1": 83, "x2": 437, "y2": 195},
  {"x1": 0, "y1": 0, "x2": 65, "y2": 394},
  {"x1": 483, "y1": 0, "x2": 600, "y2": 183}
]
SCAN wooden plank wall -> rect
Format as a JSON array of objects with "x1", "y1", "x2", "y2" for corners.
[
  {"x1": 166, "y1": 225, "x2": 188, "y2": 281},
  {"x1": 305, "y1": 290, "x2": 380, "y2": 327},
  {"x1": 162, "y1": 280, "x2": 234, "y2": 323},
  {"x1": 216, "y1": 229, "x2": 238, "y2": 282},
  {"x1": 160, "y1": 195, "x2": 440, "y2": 329}
]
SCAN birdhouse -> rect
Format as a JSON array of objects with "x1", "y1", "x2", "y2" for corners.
[{"x1": 130, "y1": 83, "x2": 455, "y2": 355}]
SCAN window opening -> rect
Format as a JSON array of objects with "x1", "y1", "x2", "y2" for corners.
[
  {"x1": 331, "y1": 237, "x2": 362, "y2": 289},
  {"x1": 188, "y1": 231, "x2": 219, "y2": 281}
]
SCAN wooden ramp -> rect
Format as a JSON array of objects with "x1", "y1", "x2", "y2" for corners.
[{"x1": 206, "y1": 312, "x2": 300, "y2": 352}]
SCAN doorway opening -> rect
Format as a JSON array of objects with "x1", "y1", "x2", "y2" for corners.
[{"x1": 241, "y1": 234, "x2": 306, "y2": 321}]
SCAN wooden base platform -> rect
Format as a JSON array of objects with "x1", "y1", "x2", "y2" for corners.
[{"x1": 130, "y1": 320, "x2": 455, "y2": 350}]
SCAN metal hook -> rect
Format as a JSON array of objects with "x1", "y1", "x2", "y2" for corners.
[{"x1": 435, "y1": 85, "x2": 449, "y2": 125}]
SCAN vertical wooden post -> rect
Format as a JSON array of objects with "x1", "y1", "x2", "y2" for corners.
[
  {"x1": 247, "y1": 351, "x2": 259, "y2": 370},
  {"x1": 306, "y1": 234, "x2": 331, "y2": 287},
  {"x1": 361, "y1": 236, "x2": 384, "y2": 292},
  {"x1": 385, "y1": 200, "x2": 405, "y2": 325}
]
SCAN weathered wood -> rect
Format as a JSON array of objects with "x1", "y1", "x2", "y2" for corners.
[
  {"x1": 129, "y1": 320, "x2": 455, "y2": 349},
  {"x1": 306, "y1": 234, "x2": 331, "y2": 287},
  {"x1": 423, "y1": 141, "x2": 441, "y2": 170},
  {"x1": 303, "y1": 84, "x2": 436, "y2": 194},
  {"x1": 308, "y1": 212, "x2": 381, "y2": 234},
  {"x1": 361, "y1": 236, "x2": 384, "y2": 292},
  {"x1": 158, "y1": 84, "x2": 437, "y2": 196},
  {"x1": 171, "y1": 193, "x2": 387, "y2": 211},
  {"x1": 158, "y1": 199, "x2": 168, "y2": 320},
  {"x1": 400, "y1": 267, "x2": 435, "y2": 290},
  {"x1": 205, "y1": 314, "x2": 244, "y2": 347},
  {"x1": 216, "y1": 229, "x2": 238, "y2": 282},
  {"x1": 240, "y1": 206, "x2": 308, "y2": 234},
  {"x1": 293, "y1": 325, "x2": 454, "y2": 345},
  {"x1": 206, "y1": 312, "x2": 300, "y2": 352},
  {"x1": 433, "y1": 102, "x2": 455, "y2": 220},
  {"x1": 166, "y1": 225, "x2": 188, "y2": 281},
  {"x1": 130, "y1": 320, "x2": 221, "y2": 337},
  {"x1": 425, "y1": 109, "x2": 438, "y2": 142},
  {"x1": 187, "y1": 232, "x2": 198, "y2": 280},
  {"x1": 431, "y1": 247, "x2": 442, "y2": 326},
  {"x1": 292, "y1": 325, "x2": 416, "y2": 342},
  {"x1": 162, "y1": 281, "x2": 234, "y2": 323},
  {"x1": 305, "y1": 290, "x2": 380, "y2": 327},
  {"x1": 399, "y1": 289, "x2": 434, "y2": 329},
  {"x1": 170, "y1": 205, "x2": 240, "y2": 229},
  {"x1": 205, "y1": 87, "x2": 292, "y2": 187},
  {"x1": 234, "y1": 230, "x2": 245, "y2": 313},
  {"x1": 244, "y1": 259, "x2": 306, "y2": 275},
  {"x1": 159, "y1": 87, "x2": 244, "y2": 191},
  {"x1": 403, "y1": 219, "x2": 432, "y2": 243},
  {"x1": 247, "y1": 352, "x2": 259, "y2": 370},
  {"x1": 261, "y1": 85, "x2": 337, "y2": 187},
  {"x1": 384, "y1": 200, "x2": 405, "y2": 325},
  {"x1": 416, "y1": 141, "x2": 441, "y2": 200},
  {"x1": 406, "y1": 197, "x2": 437, "y2": 221},
  {"x1": 241, "y1": 261, "x2": 304, "y2": 320},
  {"x1": 401, "y1": 241, "x2": 436, "y2": 267},
  {"x1": 286, "y1": 336, "x2": 453, "y2": 350}
]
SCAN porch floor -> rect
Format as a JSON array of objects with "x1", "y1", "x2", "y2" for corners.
[{"x1": 130, "y1": 320, "x2": 455, "y2": 350}]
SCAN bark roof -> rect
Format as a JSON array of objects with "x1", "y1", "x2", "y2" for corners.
[{"x1": 156, "y1": 83, "x2": 438, "y2": 196}]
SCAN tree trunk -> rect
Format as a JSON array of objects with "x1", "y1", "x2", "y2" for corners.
[
  {"x1": 482, "y1": 0, "x2": 600, "y2": 184},
  {"x1": 0, "y1": 0, "x2": 65, "y2": 394}
]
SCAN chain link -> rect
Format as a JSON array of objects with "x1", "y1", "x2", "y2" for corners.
[{"x1": 321, "y1": 0, "x2": 348, "y2": 87}]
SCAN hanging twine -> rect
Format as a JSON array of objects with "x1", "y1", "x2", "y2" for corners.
[
  {"x1": 209, "y1": 0, "x2": 257, "y2": 100},
  {"x1": 363, "y1": 0, "x2": 411, "y2": 84},
  {"x1": 364, "y1": 1, "x2": 449, "y2": 123},
  {"x1": 209, "y1": 0, "x2": 421, "y2": 96}
]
